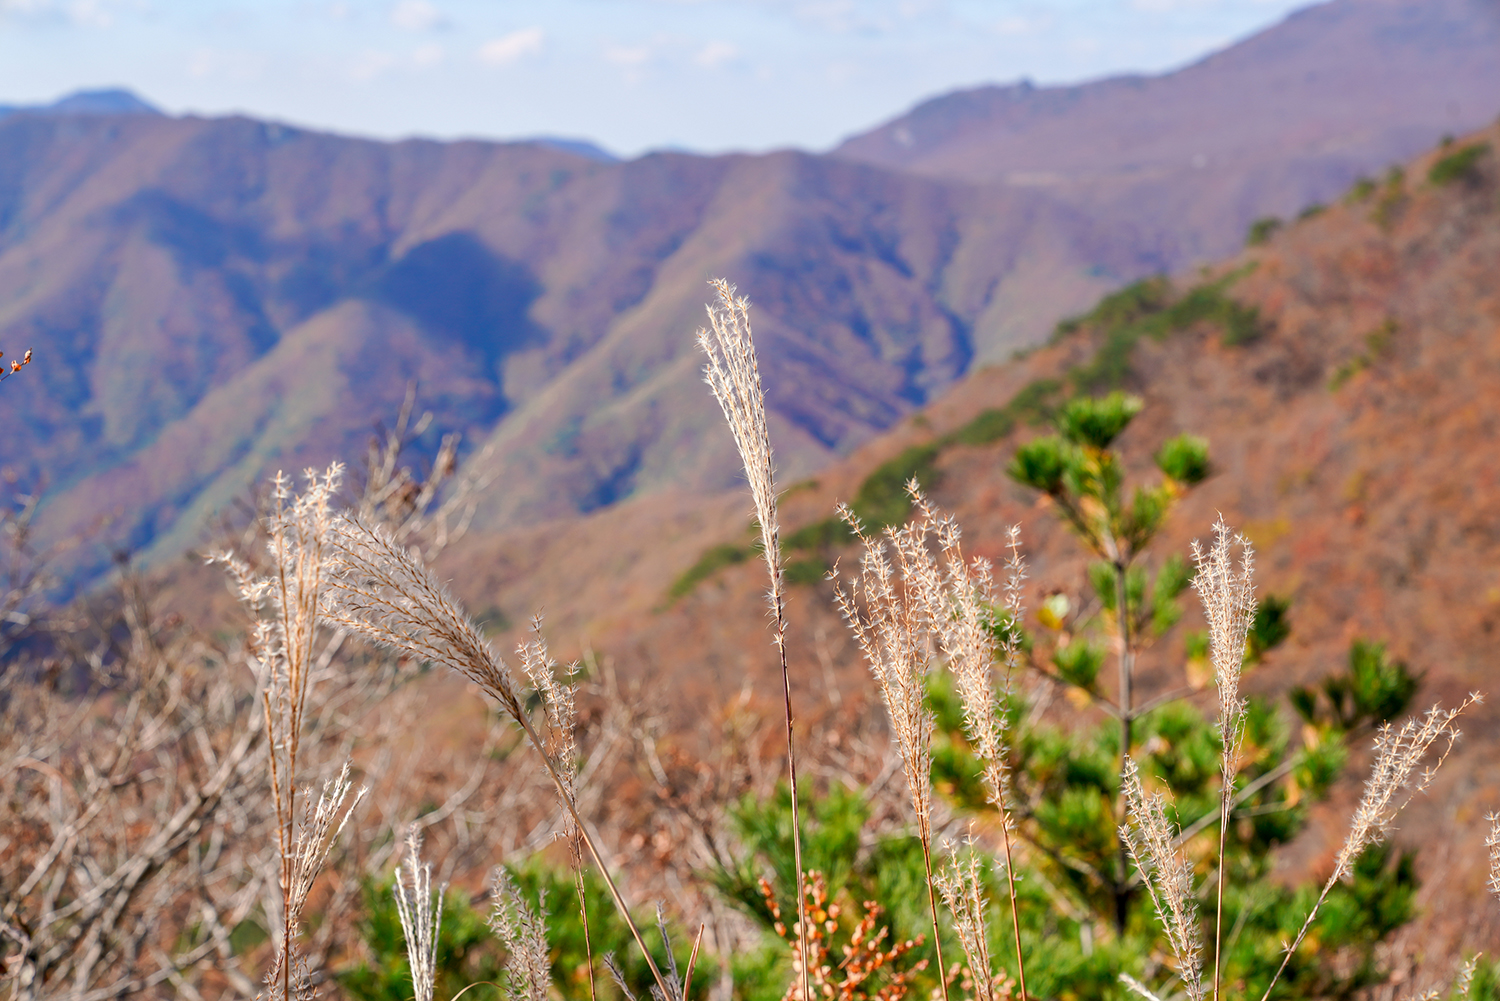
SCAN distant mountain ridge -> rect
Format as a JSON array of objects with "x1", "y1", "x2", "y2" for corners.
[
  {"x1": 0, "y1": 0, "x2": 1496, "y2": 594},
  {"x1": 836, "y1": 0, "x2": 1500, "y2": 268}
]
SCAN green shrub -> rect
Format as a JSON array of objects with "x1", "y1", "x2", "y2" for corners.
[
  {"x1": 848, "y1": 442, "x2": 941, "y2": 528},
  {"x1": 1429, "y1": 142, "x2": 1490, "y2": 186},
  {"x1": 668, "y1": 541, "x2": 752, "y2": 600},
  {"x1": 1246, "y1": 216, "x2": 1282, "y2": 246},
  {"x1": 780, "y1": 516, "x2": 849, "y2": 553},
  {"x1": 783, "y1": 557, "x2": 826, "y2": 585},
  {"x1": 1155, "y1": 433, "x2": 1211, "y2": 485}
]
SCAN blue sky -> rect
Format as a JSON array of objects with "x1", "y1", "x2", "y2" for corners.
[{"x1": 0, "y1": 0, "x2": 1314, "y2": 156}]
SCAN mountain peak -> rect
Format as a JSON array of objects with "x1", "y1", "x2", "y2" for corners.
[{"x1": 0, "y1": 88, "x2": 161, "y2": 121}]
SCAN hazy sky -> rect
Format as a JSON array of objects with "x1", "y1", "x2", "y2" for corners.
[{"x1": 0, "y1": 0, "x2": 1314, "y2": 156}]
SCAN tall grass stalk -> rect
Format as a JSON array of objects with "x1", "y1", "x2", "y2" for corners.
[
  {"x1": 215, "y1": 465, "x2": 366, "y2": 1001},
  {"x1": 696, "y1": 279, "x2": 811, "y2": 1001},
  {"x1": 1191, "y1": 518, "x2": 1255, "y2": 999},
  {"x1": 834, "y1": 498, "x2": 950, "y2": 1001},
  {"x1": 909, "y1": 491, "x2": 1029, "y2": 999}
]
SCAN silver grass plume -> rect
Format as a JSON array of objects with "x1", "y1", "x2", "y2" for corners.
[
  {"x1": 517, "y1": 617, "x2": 597, "y2": 1000},
  {"x1": 324, "y1": 514, "x2": 525, "y2": 722},
  {"x1": 394, "y1": 832, "x2": 444, "y2": 1001},
  {"x1": 1455, "y1": 955, "x2": 1482, "y2": 1001},
  {"x1": 696, "y1": 279, "x2": 785, "y2": 638},
  {"x1": 324, "y1": 514, "x2": 673, "y2": 999},
  {"x1": 518, "y1": 617, "x2": 580, "y2": 833},
  {"x1": 696, "y1": 278, "x2": 811, "y2": 1001},
  {"x1": 1120, "y1": 973, "x2": 1167, "y2": 1001},
  {"x1": 490, "y1": 868, "x2": 552, "y2": 1001},
  {"x1": 213, "y1": 466, "x2": 363, "y2": 1001},
  {"x1": 1260, "y1": 695, "x2": 1479, "y2": 1001},
  {"x1": 834, "y1": 503, "x2": 937, "y2": 850},
  {"x1": 262, "y1": 762, "x2": 366, "y2": 1001},
  {"x1": 1190, "y1": 517, "x2": 1255, "y2": 997},
  {"x1": 1487, "y1": 812, "x2": 1500, "y2": 899},
  {"x1": 1121, "y1": 757, "x2": 1204, "y2": 1001},
  {"x1": 1191, "y1": 517, "x2": 1255, "y2": 768},
  {"x1": 934, "y1": 845, "x2": 1000, "y2": 1001}
]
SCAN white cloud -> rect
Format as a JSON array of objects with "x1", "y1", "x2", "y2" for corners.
[
  {"x1": 1132, "y1": 0, "x2": 1219, "y2": 11},
  {"x1": 604, "y1": 43, "x2": 652, "y2": 67},
  {"x1": 0, "y1": 0, "x2": 53, "y2": 15},
  {"x1": 391, "y1": 0, "x2": 446, "y2": 32},
  {"x1": 186, "y1": 47, "x2": 268, "y2": 82},
  {"x1": 992, "y1": 14, "x2": 1044, "y2": 36},
  {"x1": 349, "y1": 49, "x2": 399, "y2": 82},
  {"x1": 479, "y1": 26, "x2": 544, "y2": 65},
  {"x1": 0, "y1": 0, "x2": 146, "y2": 27},
  {"x1": 693, "y1": 40, "x2": 739, "y2": 68}
]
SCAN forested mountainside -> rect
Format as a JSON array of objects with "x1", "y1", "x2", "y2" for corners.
[{"x1": 0, "y1": 0, "x2": 1495, "y2": 593}]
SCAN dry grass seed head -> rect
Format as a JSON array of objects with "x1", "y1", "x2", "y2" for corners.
[
  {"x1": 1120, "y1": 757, "x2": 1204, "y2": 1001},
  {"x1": 696, "y1": 279, "x2": 786, "y2": 631},
  {"x1": 518, "y1": 616, "x2": 580, "y2": 813},
  {"x1": 833, "y1": 502, "x2": 936, "y2": 833},
  {"x1": 934, "y1": 846, "x2": 999, "y2": 1001},
  {"x1": 324, "y1": 514, "x2": 526, "y2": 722},
  {"x1": 490, "y1": 867, "x2": 553, "y2": 1001},
  {"x1": 1455, "y1": 955, "x2": 1482, "y2": 1001},
  {"x1": 1487, "y1": 813, "x2": 1500, "y2": 899},
  {"x1": 394, "y1": 831, "x2": 444, "y2": 1001},
  {"x1": 1335, "y1": 696, "x2": 1480, "y2": 879},
  {"x1": 286, "y1": 762, "x2": 366, "y2": 931},
  {"x1": 1190, "y1": 517, "x2": 1255, "y2": 760}
]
